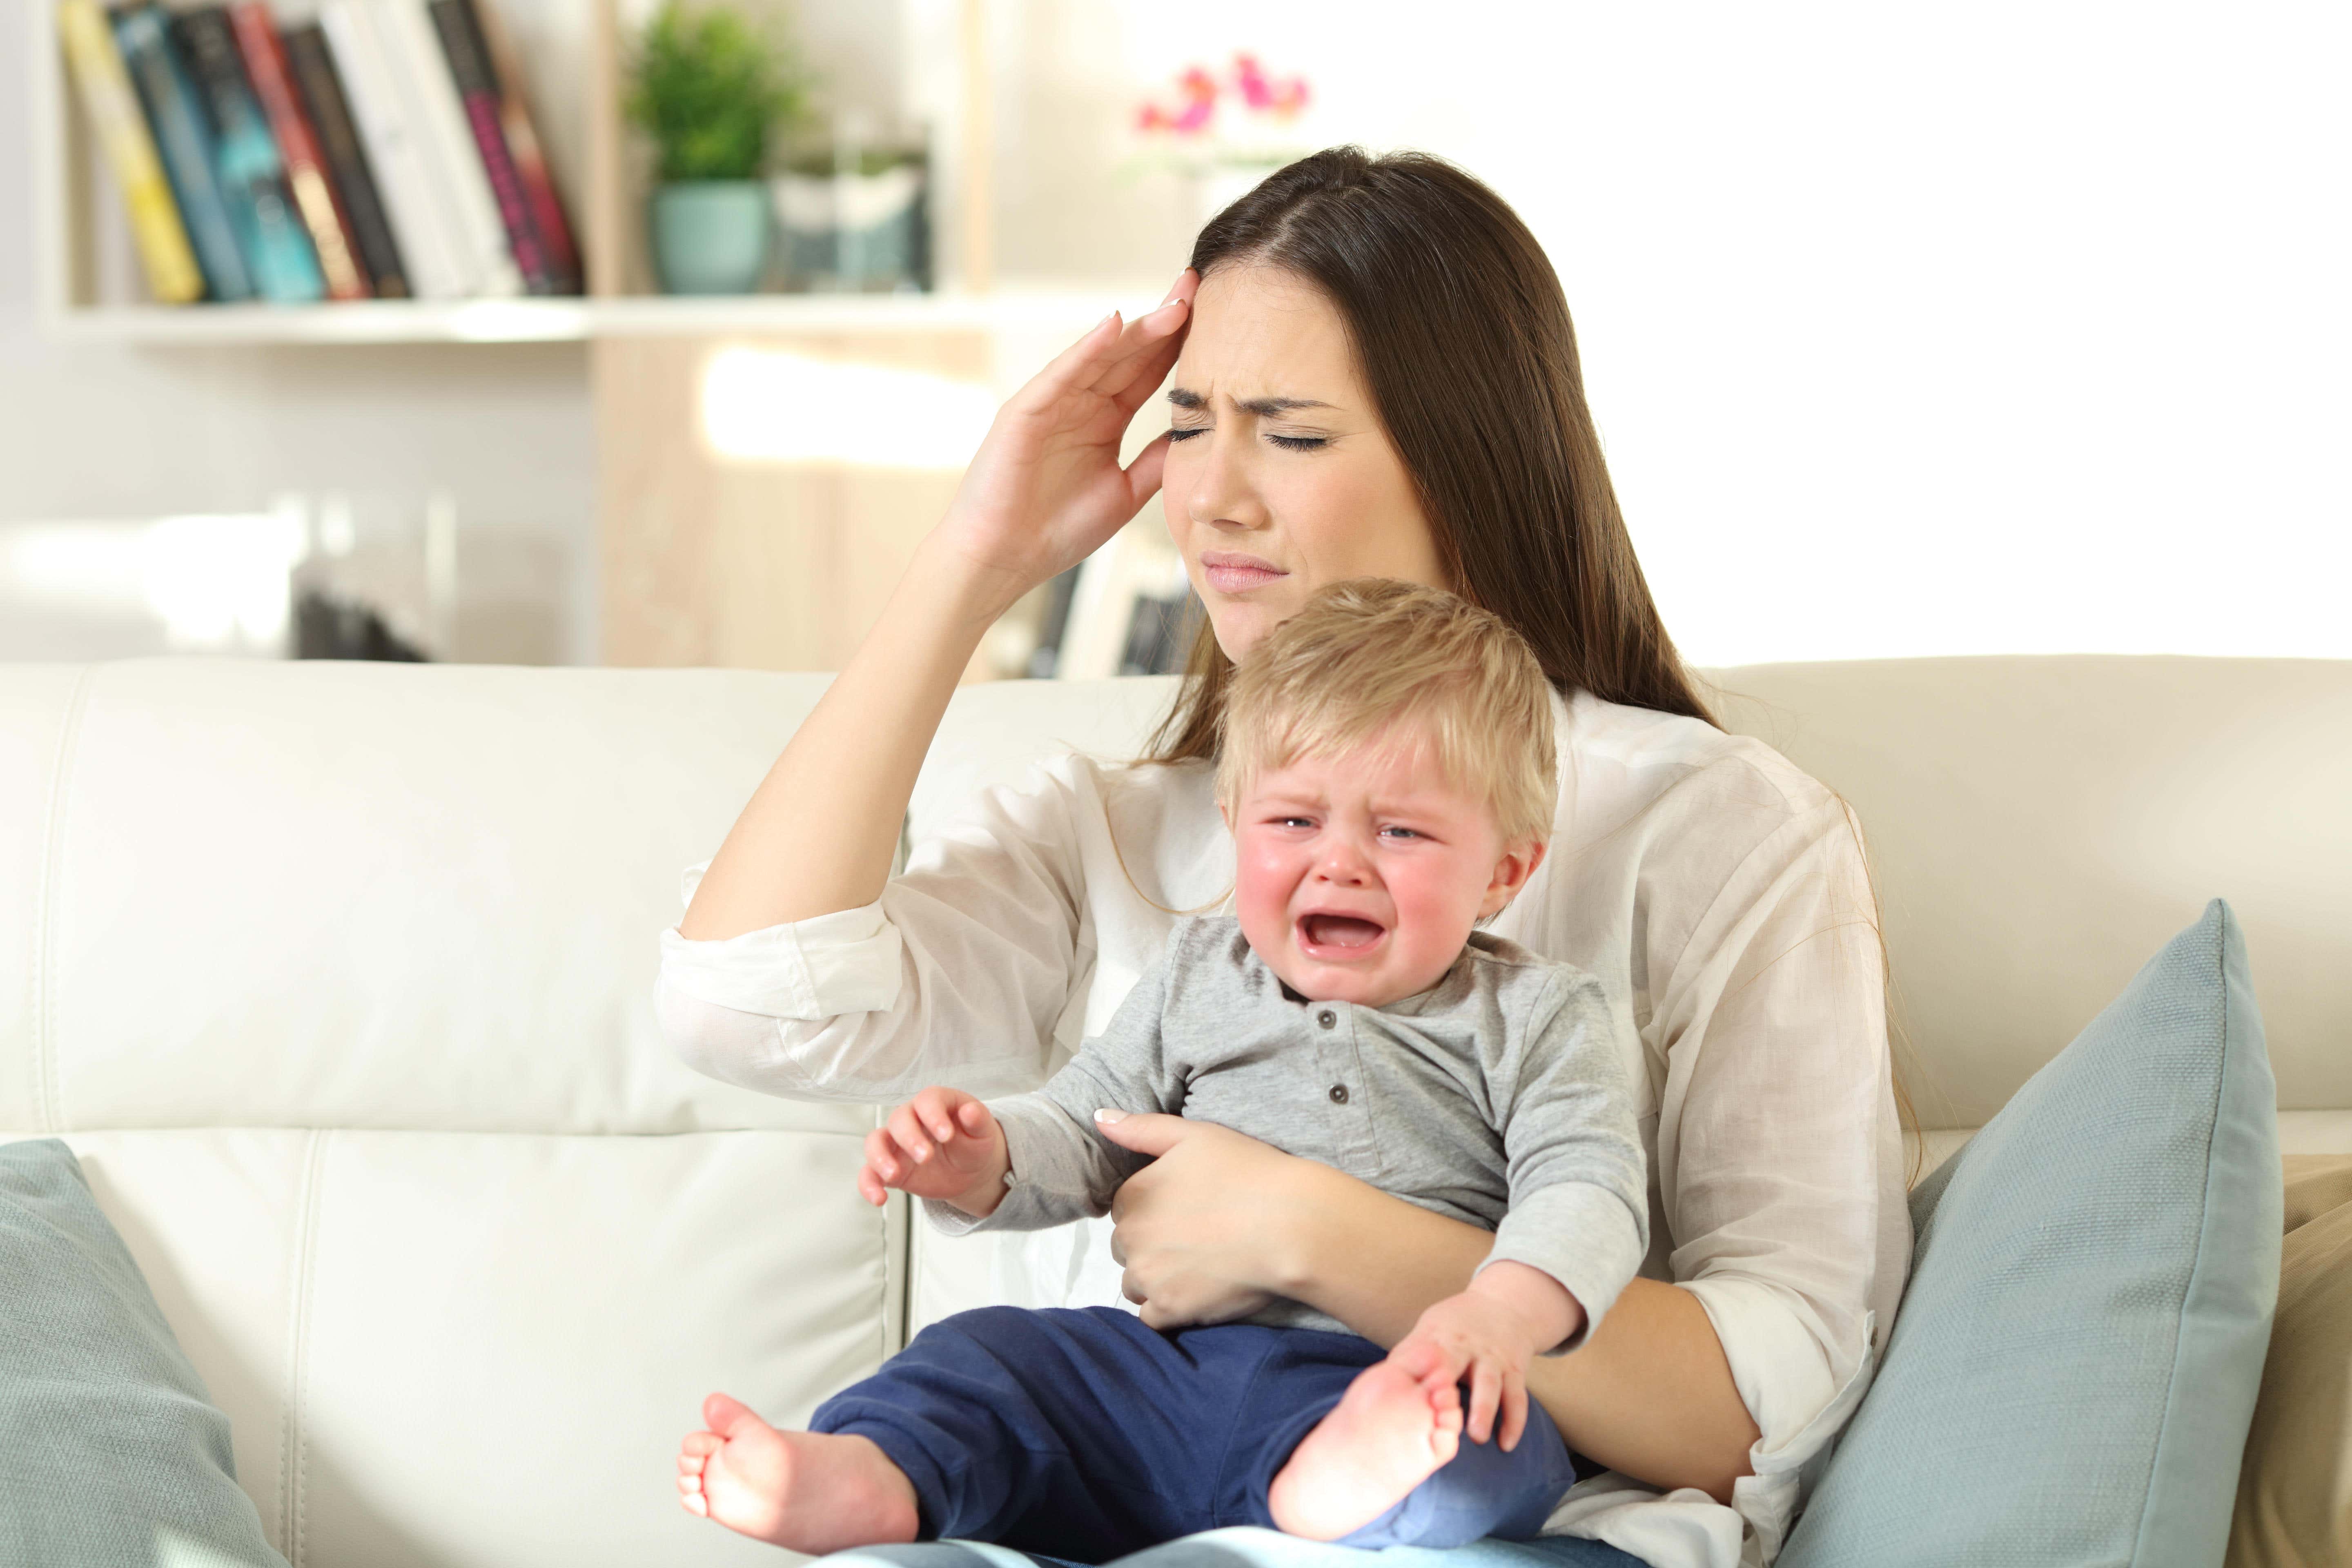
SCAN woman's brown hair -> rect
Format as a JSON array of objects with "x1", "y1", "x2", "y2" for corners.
[{"x1": 1145, "y1": 145, "x2": 1715, "y2": 764}]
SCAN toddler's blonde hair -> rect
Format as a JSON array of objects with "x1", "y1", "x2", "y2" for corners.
[{"x1": 1214, "y1": 579, "x2": 1557, "y2": 847}]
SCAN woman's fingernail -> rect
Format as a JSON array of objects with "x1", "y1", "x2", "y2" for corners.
[
  {"x1": 1095, "y1": 1109, "x2": 1127, "y2": 1124},
  {"x1": 1147, "y1": 298, "x2": 1187, "y2": 323}
]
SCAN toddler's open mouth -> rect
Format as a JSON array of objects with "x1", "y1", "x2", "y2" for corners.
[{"x1": 1298, "y1": 913, "x2": 1387, "y2": 954}]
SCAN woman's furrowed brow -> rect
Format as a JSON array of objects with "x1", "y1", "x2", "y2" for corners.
[{"x1": 1167, "y1": 387, "x2": 1334, "y2": 415}]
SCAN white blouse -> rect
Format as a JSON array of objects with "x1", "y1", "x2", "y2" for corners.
[{"x1": 657, "y1": 689, "x2": 1910, "y2": 1568}]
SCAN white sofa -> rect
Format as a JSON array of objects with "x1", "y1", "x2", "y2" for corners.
[{"x1": 2, "y1": 656, "x2": 2345, "y2": 1567}]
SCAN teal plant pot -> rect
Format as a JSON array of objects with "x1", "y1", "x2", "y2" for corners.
[{"x1": 650, "y1": 180, "x2": 771, "y2": 295}]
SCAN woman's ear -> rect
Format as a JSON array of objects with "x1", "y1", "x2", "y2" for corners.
[{"x1": 1480, "y1": 839, "x2": 1548, "y2": 918}]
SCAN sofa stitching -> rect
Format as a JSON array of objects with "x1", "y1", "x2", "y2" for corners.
[
  {"x1": 892, "y1": 1181, "x2": 913, "y2": 1358},
  {"x1": 280, "y1": 1128, "x2": 329, "y2": 1566},
  {"x1": 29, "y1": 664, "x2": 96, "y2": 1135},
  {"x1": 299, "y1": 1131, "x2": 329, "y2": 1568},
  {"x1": 881, "y1": 1113, "x2": 911, "y2": 1359}
]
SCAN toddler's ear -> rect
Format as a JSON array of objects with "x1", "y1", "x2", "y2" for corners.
[{"x1": 1481, "y1": 839, "x2": 1548, "y2": 917}]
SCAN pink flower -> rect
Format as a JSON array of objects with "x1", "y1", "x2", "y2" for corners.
[
  {"x1": 1232, "y1": 53, "x2": 1309, "y2": 118},
  {"x1": 1134, "y1": 53, "x2": 1310, "y2": 141}
]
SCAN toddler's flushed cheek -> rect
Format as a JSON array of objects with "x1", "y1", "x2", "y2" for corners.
[{"x1": 1225, "y1": 748, "x2": 1515, "y2": 1007}]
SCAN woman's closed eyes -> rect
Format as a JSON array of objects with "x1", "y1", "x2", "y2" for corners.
[{"x1": 1166, "y1": 426, "x2": 1332, "y2": 452}]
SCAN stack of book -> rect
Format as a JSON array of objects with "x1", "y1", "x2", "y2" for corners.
[{"x1": 59, "y1": 0, "x2": 581, "y2": 305}]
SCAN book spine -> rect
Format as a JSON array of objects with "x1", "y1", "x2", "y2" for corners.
[
  {"x1": 371, "y1": 0, "x2": 522, "y2": 298},
  {"x1": 111, "y1": 3, "x2": 251, "y2": 300},
  {"x1": 425, "y1": 0, "x2": 550, "y2": 292},
  {"x1": 281, "y1": 22, "x2": 409, "y2": 298},
  {"x1": 461, "y1": 0, "x2": 578, "y2": 292},
  {"x1": 227, "y1": 2, "x2": 367, "y2": 299},
  {"x1": 318, "y1": 0, "x2": 468, "y2": 298},
  {"x1": 169, "y1": 6, "x2": 325, "y2": 303},
  {"x1": 56, "y1": 0, "x2": 203, "y2": 303}
]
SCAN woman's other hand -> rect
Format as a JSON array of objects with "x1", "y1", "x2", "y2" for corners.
[
  {"x1": 1095, "y1": 1109, "x2": 1304, "y2": 1330},
  {"x1": 931, "y1": 271, "x2": 1197, "y2": 613}
]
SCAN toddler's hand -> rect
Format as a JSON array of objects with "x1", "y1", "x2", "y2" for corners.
[
  {"x1": 857, "y1": 1087, "x2": 1009, "y2": 1218},
  {"x1": 1384, "y1": 1276, "x2": 1563, "y2": 1452}
]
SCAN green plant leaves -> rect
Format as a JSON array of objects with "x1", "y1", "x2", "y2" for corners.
[{"x1": 625, "y1": 3, "x2": 805, "y2": 183}]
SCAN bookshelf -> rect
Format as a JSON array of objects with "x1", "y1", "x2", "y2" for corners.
[
  {"x1": 29, "y1": 1, "x2": 1171, "y2": 676},
  {"x1": 28, "y1": 0, "x2": 1015, "y2": 339},
  {"x1": 35, "y1": 290, "x2": 1138, "y2": 345}
]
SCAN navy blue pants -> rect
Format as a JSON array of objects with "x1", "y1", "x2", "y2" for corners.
[{"x1": 811, "y1": 1307, "x2": 1576, "y2": 1561}]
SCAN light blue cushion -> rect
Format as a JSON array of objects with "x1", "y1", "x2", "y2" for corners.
[
  {"x1": 0, "y1": 1138, "x2": 287, "y2": 1567},
  {"x1": 1783, "y1": 899, "x2": 2281, "y2": 1568}
]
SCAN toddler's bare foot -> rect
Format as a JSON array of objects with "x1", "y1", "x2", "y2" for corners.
[
  {"x1": 677, "y1": 1392, "x2": 920, "y2": 1552},
  {"x1": 1268, "y1": 1359, "x2": 1464, "y2": 1541}
]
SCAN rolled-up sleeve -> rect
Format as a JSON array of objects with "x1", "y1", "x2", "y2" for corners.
[
  {"x1": 660, "y1": 886, "x2": 904, "y2": 1018},
  {"x1": 657, "y1": 756, "x2": 1101, "y2": 1105}
]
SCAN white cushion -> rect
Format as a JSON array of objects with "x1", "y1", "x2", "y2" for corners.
[
  {"x1": 6, "y1": 660, "x2": 843, "y2": 1134},
  {"x1": 0, "y1": 660, "x2": 893, "y2": 1567},
  {"x1": 49, "y1": 1126, "x2": 895, "y2": 1567},
  {"x1": 1711, "y1": 657, "x2": 2352, "y2": 1127}
]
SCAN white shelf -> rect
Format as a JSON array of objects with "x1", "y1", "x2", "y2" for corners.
[{"x1": 40, "y1": 289, "x2": 1146, "y2": 346}]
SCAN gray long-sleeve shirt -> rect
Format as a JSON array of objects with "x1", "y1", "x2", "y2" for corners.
[{"x1": 928, "y1": 915, "x2": 1648, "y2": 1345}]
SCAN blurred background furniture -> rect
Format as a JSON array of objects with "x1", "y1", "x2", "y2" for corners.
[
  {"x1": 16, "y1": 3, "x2": 2345, "y2": 678},
  {"x1": 24, "y1": 0, "x2": 1157, "y2": 676}
]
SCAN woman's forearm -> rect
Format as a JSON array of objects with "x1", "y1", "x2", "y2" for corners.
[
  {"x1": 679, "y1": 543, "x2": 1013, "y2": 940},
  {"x1": 1265, "y1": 1167, "x2": 1492, "y2": 1347},
  {"x1": 678, "y1": 284, "x2": 1194, "y2": 943},
  {"x1": 1526, "y1": 1279, "x2": 1757, "y2": 1503},
  {"x1": 1275, "y1": 1168, "x2": 1757, "y2": 1503}
]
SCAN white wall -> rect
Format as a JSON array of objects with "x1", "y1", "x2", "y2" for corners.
[
  {"x1": 985, "y1": 1, "x2": 2352, "y2": 665},
  {"x1": 13, "y1": 2, "x2": 2345, "y2": 669},
  {"x1": 0, "y1": 0, "x2": 599, "y2": 664}
]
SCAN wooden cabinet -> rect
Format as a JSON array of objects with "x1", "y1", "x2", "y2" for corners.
[{"x1": 594, "y1": 329, "x2": 989, "y2": 671}]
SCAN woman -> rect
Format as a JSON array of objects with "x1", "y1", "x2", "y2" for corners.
[{"x1": 661, "y1": 148, "x2": 1908, "y2": 1568}]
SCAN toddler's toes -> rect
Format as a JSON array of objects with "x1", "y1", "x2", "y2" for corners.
[
  {"x1": 679, "y1": 1429, "x2": 716, "y2": 1513},
  {"x1": 703, "y1": 1390, "x2": 763, "y2": 1436},
  {"x1": 1392, "y1": 1338, "x2": 1444, "y2": 1382}
]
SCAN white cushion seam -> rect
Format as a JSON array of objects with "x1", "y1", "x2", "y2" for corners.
[
  {"x1": 31, "y1": 664, "x2": 95, "y2": 1135},
  {"x1": 280, "y1": 1128, "x2": 329, "y2": 1566}
]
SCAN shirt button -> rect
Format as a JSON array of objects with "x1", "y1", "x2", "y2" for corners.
[
  {"x1": 1328, "y1": 1083, "x2": 1350, "y2": 1105},
  {"x1": 1316, "y1": 1009, "x2": 1337, "y2": 1029}
]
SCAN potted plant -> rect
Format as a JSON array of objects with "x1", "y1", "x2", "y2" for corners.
[{"x1": 627, "y1": 3, "x2": 804, "y2": 295}]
